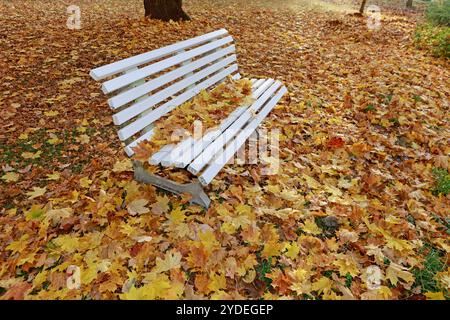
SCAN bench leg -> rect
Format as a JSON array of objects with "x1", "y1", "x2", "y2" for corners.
[{"x1": 132, "y1": 161, "x2": 211, "y2": 209}]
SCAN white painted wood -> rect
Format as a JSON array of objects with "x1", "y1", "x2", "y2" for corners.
[
  {"x1": 102, "y1": 36, "x2": 234, "y2": 94},
  {"x1": 123, "y1": 128, "x2": 155, "y2": 157},
  {"x1": 187, "y1": 80, "x2": 282, "y2": 175},
  {"x1": 118, "y1": 64, "x2": 238, "y2": 142},
  {"x1": 148, "y1": 144, "x2": 174, "y2": 165},
  {"x1": 251, "y1": 79, "x2": 266, "y2": 88},
  {"x1": 172, "y1": 79, "x2": 271, "y2": 168},
  {"x1": 198, "y1": 85, "x2": 287, "y2": 185},
  {"x1": 231, "y1": 73, "x2": 241, "y2": 80},
  {"x1": 90, "y1": 29, "x2": 228, "y2": 81},
  {"x1": 161, "y1": 137, "x2": 194, "y2": 167},
  {"x1": 175, "y1": 130, "x2": 221, "y2": 168},
  {"x1": 113, "y1": 56, "x2": 237, "y2": 126},
  {"x1": 108, "y1": 45, "x2": 236, "y2": 109}
]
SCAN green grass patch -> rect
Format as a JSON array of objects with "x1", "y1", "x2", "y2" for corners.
[
  {"x1": 415, "y1": 23, "x2": 450, "y2": 58},
  {"x1": 415, "y1": 1, "x2": 450, "y2": 58},
  {"x1": 425, "y1": 0, "x2": 450, "y2": 27},
  {"x1": 363, "y1": 104, "x2": 376, "y2": 112},
  {"x1": 412, "y1": 244, "x2": 448, "y2": 297},
  {"x1": 431, "y1": 167, "x2": 450, "y2": 196},
  {"x1": 431, "y1": 213, "x2": 450, "y2": 234},
  {"x1": 256, "y1": 256, "x2": 273, "y2": 288},
  {"x1": 0, "y1": 127, "x2": 99, "y2": 178}
]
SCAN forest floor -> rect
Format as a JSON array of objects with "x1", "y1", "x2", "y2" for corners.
[{"x1": 0, "y1": 0, "x2": 449, "y2": 300}]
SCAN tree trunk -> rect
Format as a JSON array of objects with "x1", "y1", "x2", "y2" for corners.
[
  {"x1": 144, "y1": 0, "x2": 190, "y2": 21},
  {"x1": 359, "y1": 0, "x2": 368, "y2": 14},
  {"x1": 406, "y1": 0, "x2": 413, "y2": 8}
]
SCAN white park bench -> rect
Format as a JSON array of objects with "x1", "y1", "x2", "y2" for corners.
[{"x1": 90, "y1": 29, "x2": 287, "y2": 208}]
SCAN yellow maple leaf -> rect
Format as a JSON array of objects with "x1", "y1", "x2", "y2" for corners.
[
  {"x1": 243, "y1": 269, "x2": 256, "y2": 283},
  {"x1": 302, "y1": 218, "x2": 322, "y2": 235},
  {"x1": 112, "y1": 158, "x2": 133, "y2": 172},
  {"x1": 196, "y1": 231, "x2": 215, "y2": 249},
  {"x1": 25, "y1": 205, "x2": 45, "y2": 221},
  {"x1": 151, "y1": 195, "x2": 170, "y2": 215},
  {"x1": 45, "y1": 208, "x2": 72, "y2": 225},
  {"x1": 221, "y1": 221, "x2": 237, "y2": 235},
  {"x1": 19, "y1": 133, "x2": 28, "y2": 140},
  {"x1": 380, "y1": 118, "x2": 393, "y2": 128},
  {"x1": 44, "y1": 110, "x2": 59, "y2": 117},
  {"x1": 362, "y1": 286, "x2": 393, "y2": 300},
  {"x1": 33, "y1": 270, "x2": 49, "y2": 288},
  {"x1": 166, "y1": 206, "x2": 185, "y2": 225},
  {"x1": 326, "y1": 238, "x2": 340, "y2": 252},
  {"x1": 26, "y1": 186, "x2": 47, "y2": 199},
  {"x1": 21, "y1": 151, "x2": 41, "y2": 159},
  {"x1": 424, "y1": 291, "x2": 445, "y2": 300},
  {"x1": 76, "y1": 134, "x2": 90, "y2": 144},
  {"x1": 302, "y1": 174, "x2": 321, "y2": 189},
  {"x1": 6, "y1": 234, "x2": 30, "y2": 253},
  {"x1": 154, "y1": 251, "x2": 182, "y2": 273},
  {"x1": 164, "y1": 280, "x2": 185, "y2": 299},
  {"x1": 323, "y1": 291, "x2": 343, "y2": 300},
  {"x1": 53, "y1": 235, "x2": 79, "y2": 253},
  {"x1": 2, "y1": 172, "x2": 19, "y2": 182},
  {"x1": 47, "y1": 136, "x2": 62, "y2": 145},
  {"x1": 283, "y1": 242, "x2": 300, "y2": 259},
  {"x1": 70, "y1": 190, "x2": 79, "y2": 203},
  {"x1": 311, "y1": 276, "x2": 332, "y2": 294},
  {"x1": 432, "y1": 238, "x2": 450, "y2": 253},
  {"x1": 236, "y1": 204, "x2": 252, "y2": 216},
  {"x1": 46, "y1": 172, "x2": 61, "y2": 181},
  {"x1": 333, "y1": 256, "x2": 360, "y2": 277},
  {"x1": 264, "y1": 184, "x2": 281, "y2": 194},
  {"x1": 121, "y1": 275, "x2": 171, "y2": 300},
  {"x1": 81, "y1": 265, "x2": 99, "y2": 285},
  {"x1": 262, "y1": 240, "x2": 282, "y2": 258},
  {"x1": 291, "y1": 268, "x2": 309, "y2": 282},
  {"x1": 385, "y1": 263, "x2": 414, "y2": 286},
  {"x1": 127, "y1": 199, "x2": 150, "y2": 216},
  {"x1": 79, "y1": 177, "x2": 92, "y2": 188},
  {"x1": 385, "y1": 235, "x2": 413, "y2": 252},
  {"x1": 120, "y1": 285, "x2": 149, "y2": 300},
  {"x1": 280, "y1": 189, "x2": 304, "y2": 202},
  {"x1": 207, "y1": 272, "x2": 226, "y2": 293}
]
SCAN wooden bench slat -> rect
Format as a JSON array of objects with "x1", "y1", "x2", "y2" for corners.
[
  {"x1": 102, "y1": 36, "x2": 234, "y2": 94},
  {"x1": 108, "y1": 45, "x2": 236, "y2": 109},
  {"x1": 123, "y1": 64, "x2": 239, "y2": 156},
  {"x1": 123, "y1": 129, "x2": 155, "y2": 157},
  {"x1": 198, "y1": 85, "x2": 287, "y2": 185},
  {"x1": 149, "y1": 144, "x2": 175, "y2": 165},
  {"x1": 161, "y1": 137, "x2": 195, "y2": 167},
  {"x1": 90, "y1": 29, "x2": 228, "y2": 81},
  {"x1": 187, "y1": 80, "x2": 282, "y2": 175}
]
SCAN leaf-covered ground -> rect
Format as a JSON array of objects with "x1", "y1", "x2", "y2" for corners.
[{"x1": 0, "y1": 0, "x2": 449, "y2": 300}]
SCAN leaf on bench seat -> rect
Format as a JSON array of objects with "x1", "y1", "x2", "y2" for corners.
[{"x1": 131, "y1": 77, "x2": 254, "y2": 164}]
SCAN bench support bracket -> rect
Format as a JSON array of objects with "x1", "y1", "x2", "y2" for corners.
[{"x1": 132, "y1": 161, "x2": 211, "y2": 209}]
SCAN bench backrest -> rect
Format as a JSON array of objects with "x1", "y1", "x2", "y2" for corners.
[{"x1": 90, "y1": 29, "x2": 241, "y2": 156}]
